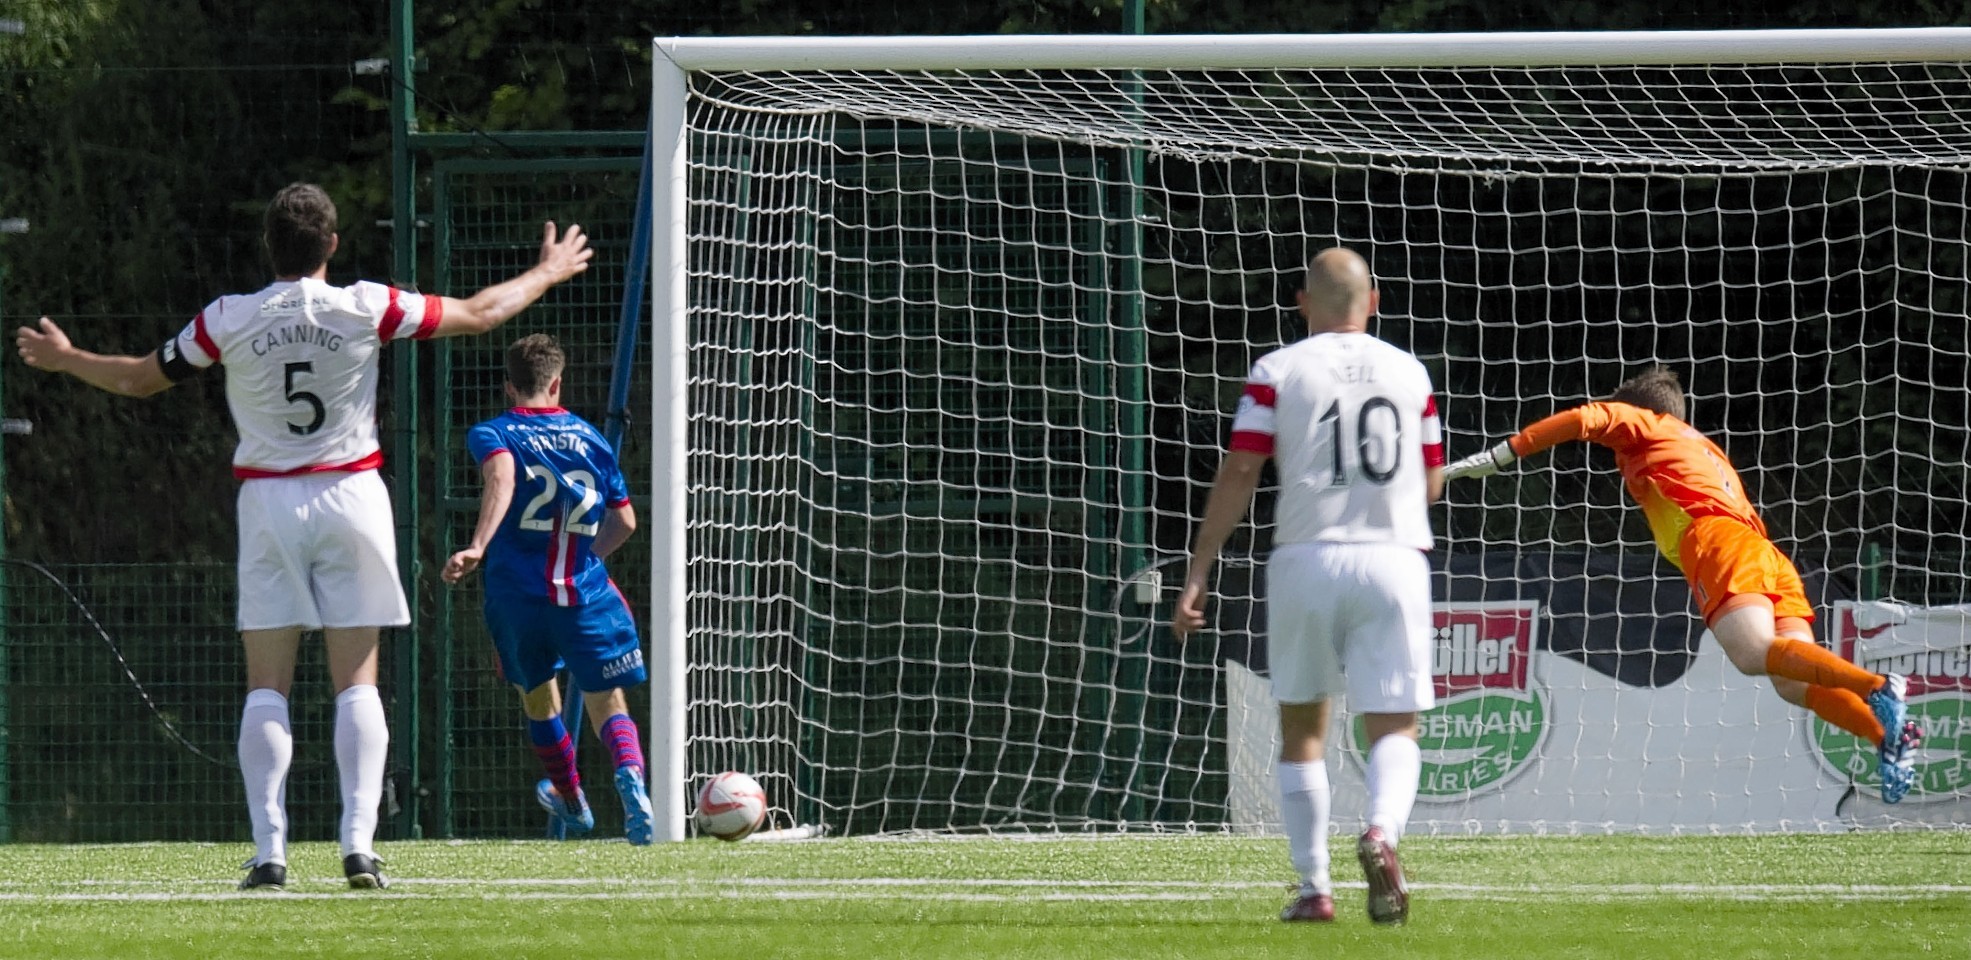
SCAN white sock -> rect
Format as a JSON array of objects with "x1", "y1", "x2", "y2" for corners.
[
  {"x1": 1364, "y1": 734, "x2": 1423, "y2": 844},
  {"x1": 1276, "y1": 759, "x2": 1331, "y2": 895},
  {"x1": 334, "y1": 684, "x2": 389, "y2": 858},
  {"x1": 238, "y1": 688, "x2": 292, "y2": 866}
]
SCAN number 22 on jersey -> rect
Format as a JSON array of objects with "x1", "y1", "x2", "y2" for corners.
[{"x1": 517, "y1": 465, "x2": 601, "y2": 537}]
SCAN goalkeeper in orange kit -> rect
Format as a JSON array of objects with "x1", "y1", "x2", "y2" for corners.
[{"x1": 1445, "y1": 367, "x2": 1922, "y2": 803}]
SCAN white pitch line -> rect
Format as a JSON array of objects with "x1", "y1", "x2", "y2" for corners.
[
  {"x1": 0, "y1": 878, "x2": 1963, "y2": 904},
  {"x1": 7, "y1": 876, "x2": 1971, "y2": 895}
]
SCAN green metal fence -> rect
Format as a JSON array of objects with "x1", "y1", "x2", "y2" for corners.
[{"x1": 1, "y1": 563, "x2": 351, "y2": 842}]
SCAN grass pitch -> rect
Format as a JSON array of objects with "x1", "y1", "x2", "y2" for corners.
[{"x1": 1, "y1": 833, "x2": 1965, "y2": 959}]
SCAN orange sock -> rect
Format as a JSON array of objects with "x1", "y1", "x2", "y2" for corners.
[
  {"x1": 1804, "y1": 685, "x2": 1886, "y2": 742},
  {"x1": 1765, "y1": 637, "x2": 1882, "y2": 697}
]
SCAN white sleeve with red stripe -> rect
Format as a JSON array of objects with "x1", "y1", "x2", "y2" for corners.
[
  {"x1": 1421, "y1": 394, "x2": 1447, "y2": 467},
  {"x1": 352, "y1": 280, "x2": 444, "y2": 342},
  {"x1": 170, "y1": 299, "x2": 226, "y2": 368},
  {"x1": 1228, "y1": 361, "x2": 1277, "y2": 456}
]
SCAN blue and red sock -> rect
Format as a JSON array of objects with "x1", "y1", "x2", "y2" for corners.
[
  {"x1": 601, "y1": 714, "x2": 645, "y2": 773},
  {"x1": 528, "y1": 716, "x2": 582, "y2": 805}
]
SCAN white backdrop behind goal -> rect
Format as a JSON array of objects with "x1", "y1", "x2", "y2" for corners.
[{"x1": 656, "y1": 32, "x2": 1971, "y2": 836}]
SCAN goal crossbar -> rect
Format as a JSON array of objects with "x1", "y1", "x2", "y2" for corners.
[{"x1": 656, "y1": 28, "x2": 1971, "y2": 71}]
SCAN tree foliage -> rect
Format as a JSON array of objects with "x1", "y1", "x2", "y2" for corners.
[{"x1": 1, "y1": 0, "x2": 1964, "y2": 565}]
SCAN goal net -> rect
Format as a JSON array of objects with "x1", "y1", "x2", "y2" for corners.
[{"x1": 654, "y1": 31, "x2": 1971, "y2": 837}]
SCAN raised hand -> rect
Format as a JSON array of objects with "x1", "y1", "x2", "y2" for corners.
[{"x1": 536, "y1": 221, "x2": 593, "y2": 284}]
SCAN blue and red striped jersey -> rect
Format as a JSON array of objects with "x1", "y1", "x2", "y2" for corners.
[{"x1": 466, "y1": 407, "x2": 630, "y2": 606}]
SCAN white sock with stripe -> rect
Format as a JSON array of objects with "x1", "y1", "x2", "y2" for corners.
[
  {"x1": 334, "y1": 684, "x2": 389, "y2": 858},
  {"x1": 238, "y1": 688, "x2": 292, "y2": 866}
]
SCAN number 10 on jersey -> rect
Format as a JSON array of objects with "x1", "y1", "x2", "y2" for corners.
[{"x1": 1320, "y1": 396, "x2": 1403, "y2": 486}]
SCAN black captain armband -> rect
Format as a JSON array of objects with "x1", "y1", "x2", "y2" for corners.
[{"x1": 156, "y1": 338, "x2": 200, "y2": 383}]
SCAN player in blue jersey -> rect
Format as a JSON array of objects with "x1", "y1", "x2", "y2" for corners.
[{"x1": 441, "y1": 333, "x2": 655, "y2": 844}]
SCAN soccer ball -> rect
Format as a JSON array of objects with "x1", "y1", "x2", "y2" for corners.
[{"x1": 694, "y1": 771, "x2": 768, "y2": 841}]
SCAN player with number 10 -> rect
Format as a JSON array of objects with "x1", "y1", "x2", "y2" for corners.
[{"x1": 1174, "y1": 249, "x2": 1445, "y2": 925}]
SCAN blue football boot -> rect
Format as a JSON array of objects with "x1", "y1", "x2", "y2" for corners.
[
  {"x1": 536, "y1": 778, "x2": 595, "y2": 834},
  {"x1": 1865, "y1": 674, "x2": 1923, "y2": 804},
  {"x1": 616, "y1": 766, "x2": 655, "y2": 846}
]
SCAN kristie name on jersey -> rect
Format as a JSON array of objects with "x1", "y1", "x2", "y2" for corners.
[{"x1": 515, "y1": 423, "x2": 597, "y2": 456}]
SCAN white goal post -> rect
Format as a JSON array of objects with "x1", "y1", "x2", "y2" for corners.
[{"x1": 648, "y1": 29, "x2": 1971, "y2": 841}]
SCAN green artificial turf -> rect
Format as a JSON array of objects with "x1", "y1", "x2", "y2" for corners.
[{"x1": 0, "y1": 834, "x2": 1964, "y2": 959}]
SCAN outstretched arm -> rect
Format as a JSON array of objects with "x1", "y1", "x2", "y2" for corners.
[
  {"x1": 15, "y1": 318, "x2": 175, "y2": 398},
  {"x1": 443, "y1": 452, "x2": 517, "y2": 583},
  {"x1": 430, "y1": 222, "x2": 594, "y2": 339},
  {"x1": 1172, "y1": 450, "x2": 1267, "y2": 641},
  {"x1": 1444, "y1": 404, "x2": 1622, "y2": 480}
]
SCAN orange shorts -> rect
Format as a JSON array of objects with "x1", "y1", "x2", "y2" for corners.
[{"x1": 1678, "y1": 515, "x2": 1813, "y2": 625}]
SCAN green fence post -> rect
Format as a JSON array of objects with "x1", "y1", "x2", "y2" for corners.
[
  {"x1": 0, "y1": 213, "x2": 27, "y2": 843},
  {"x1": 388, "y1": 0, "x2": 424, "y2": 839},
  {"x1": 0, "y1": 235, "x2": 11, "y2": 843},
  {"x1": 430, "y1": 168, "x2": 453, "y2": 839},
  {"x1": 1076, "y1": 178, "x2": 1120, "y2": 823},
  {"x1": 1863, "y1": 542, "x2": 1884, "y2": 601},
  {"x1": 1113, "y1": 0, "x2": 1153, "y2": 825}
]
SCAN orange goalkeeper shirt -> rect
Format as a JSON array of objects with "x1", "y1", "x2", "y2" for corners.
[{"x1": 1507, "y1": 402, "x2": 1764, "y2": 572}]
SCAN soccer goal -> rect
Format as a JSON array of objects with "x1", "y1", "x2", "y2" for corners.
[{"x1": 648, "y1": 29, "x2": 1971, "y2": 841}]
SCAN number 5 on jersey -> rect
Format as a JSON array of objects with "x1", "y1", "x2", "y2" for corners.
[{"x1": 282, "y1": 361, "x2": 325, "y2": 436}]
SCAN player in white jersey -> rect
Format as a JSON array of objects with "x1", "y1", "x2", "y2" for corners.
[
  {"x1": 1173, "y1": 248, "x2": 1445, "y2": 926},
  {"x1": 15, "y1": 183, "x2": 592, "y2": 891}
]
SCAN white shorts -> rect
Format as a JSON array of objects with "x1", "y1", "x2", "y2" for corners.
[
  {"x1": 1266, "y1": 541, "x2": 1435, "y2": 713},
  {"x1": 235, "y1": 470, "x2": 410, "y2": 631}
]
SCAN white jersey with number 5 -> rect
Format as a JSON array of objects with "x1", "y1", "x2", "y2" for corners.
[
  {"x1": 1229, "y1": 331, "x2": 1444, "y2": 550},
  {"x1": 167, "y1": 278, "x2": 442, "y2": 477}
]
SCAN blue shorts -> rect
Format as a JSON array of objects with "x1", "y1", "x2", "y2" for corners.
[{"x1": 483, "y1": 586, "x2": 647, "y2": 693}]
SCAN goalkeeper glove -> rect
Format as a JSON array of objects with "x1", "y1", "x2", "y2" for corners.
[{"x1": 1444, "y1": 442, "x2": 1516, "y2": 480}]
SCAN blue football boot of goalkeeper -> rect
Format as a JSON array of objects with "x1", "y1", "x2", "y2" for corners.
[
  {"x1": 536, "y1": 778, "x2": 595, "y2": 835},
  {"x1": 616, "y1": 766, "x2": 656, "y2": 846},
  {"x1": 1866, "y1": 674, "x2": 1921, "y2": 803}
]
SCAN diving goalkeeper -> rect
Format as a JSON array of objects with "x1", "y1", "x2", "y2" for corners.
[{"x1": 1445, "y1": 367, "x2": 1921, "y2": 803}]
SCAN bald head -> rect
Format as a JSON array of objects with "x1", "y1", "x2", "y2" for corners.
[{"x1": 1297, "y1": 247, "x2": 1377, "y2": 333}]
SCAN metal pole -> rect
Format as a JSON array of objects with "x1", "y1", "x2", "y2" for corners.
[
  {"x1": 1114, "y1": 0, "x2": 1154, "y2": 824},
  {"x1": 552, "y1": 126, "x2": 656, "y2": 833},
  {"x1": 429, "y1": 170, "x2": 456, "y2": 840},
  {"x1": 0, "y1": 213, "x2": 29, "y2": 842},
  {"x1": 649, "y1": 50, "x2": 691, "y2": 842},
  {"x1": 0, "y1": 220, "x2": 15, "y2": 843},
  {"x1": 655, "y1": 28, "x2": 1971, "y2": 70},
  {"x1": 604, "y1": 128, "x2": 655, "y2": 454},
  {"x1": 387, "y1": 0, "x2": 423, "y2": 839}
]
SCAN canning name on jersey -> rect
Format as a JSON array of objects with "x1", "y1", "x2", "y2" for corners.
[
  {"x1": 466, "y1": 408, "x2": 630, "y2": 607},
  {"x1": 166, "y1": 278, "x2": 442, "y2": 478},
  {"x1": 1229, "y1": 332, "x2": 1445, "y2": 550}
]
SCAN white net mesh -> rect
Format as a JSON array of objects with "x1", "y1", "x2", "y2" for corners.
[{"x1": 679, "y1": 56, "x2": 1971, "y2": 835}]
